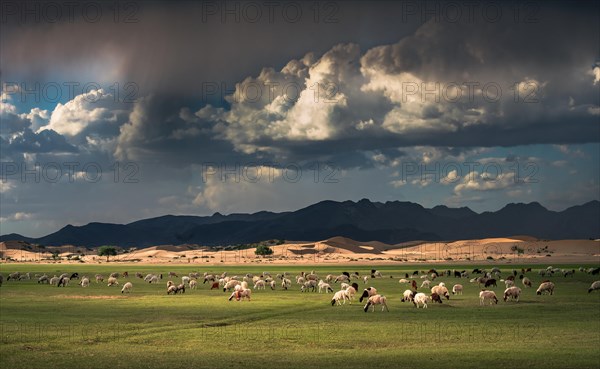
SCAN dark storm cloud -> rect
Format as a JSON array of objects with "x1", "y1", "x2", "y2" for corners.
[{"x1": 1, "y1": 1, "x2": 598, "y2": 169}]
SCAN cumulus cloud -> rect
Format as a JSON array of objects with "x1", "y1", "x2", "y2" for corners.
[
  {"x1": 453, "y1": 171, "x2": 520, "y2": 194},
  {"x1": 0, "y1": 212, "x2": 33, "y2": 222},
  {"x1": 41, "y1": 89, "x2": 130, "y2": 143}
]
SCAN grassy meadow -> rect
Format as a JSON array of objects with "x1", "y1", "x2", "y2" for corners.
[{"x1": 0, "y1": 263, "x2": 599, "y2": 369}]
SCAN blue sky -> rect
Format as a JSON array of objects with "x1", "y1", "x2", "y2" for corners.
[{"x1": 1, "y1": 1, "x2": 599, "y2": 237}]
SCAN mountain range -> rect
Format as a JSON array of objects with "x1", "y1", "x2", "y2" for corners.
[{"x1": 1, "y1": 199, "x2": 598, "y2": 247}]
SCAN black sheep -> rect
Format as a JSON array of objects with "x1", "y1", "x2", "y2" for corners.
[{"x1": 484, "y1": 278, "x2": 497, "y2": 288}]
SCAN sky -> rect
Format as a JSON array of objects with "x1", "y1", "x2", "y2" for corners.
[{"x1": 0, "y1": 0, "x2": 599, "y2": 237}]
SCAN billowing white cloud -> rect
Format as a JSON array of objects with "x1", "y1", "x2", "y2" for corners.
[{"x1": 41, "y1": 89, "x2": 129, "y2": 141}]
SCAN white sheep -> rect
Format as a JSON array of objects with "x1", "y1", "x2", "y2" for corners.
[
  {"x1": 223, "y1": 280, "x2": 240, "y2": 291},
  {"x1": 270, "y1": 280, "x2": 277, "y2": 290},
  {"x1": 189, "y1": 280, "x2": 198, "y2": 289},
  {"x1": 318, "y1": 280, "x2": 334, "y2": 293},
  {"x1": 588, "y1": 281, "x2": 600, "y2": 293},
  {"x1": 253, "y1": 280, "x2": 266, "y2": 290},
  {"x1": 420, "y1": 280, "x2": 431, "y2": 289},
  {"x1": 331, "y1": 290, "x2": 349, "y2": 306},
  {"x1": 503, "y1": 286, "x2": 522, "y2": 302},
  {"x1": 437, "y1": 282, "x2": 446, "y2": 287},
  {"x1": 301, "y1": 280, "x2": 317, "y2": 292},
  {"x1": 281, "y1": 278, "x2": 291, "y2": 290},
  {"x1": 325, "y1": 274, "x2": 334, "y2": 283},
  {"x1": 334, "y1": 274, "x2": 349, "y2": 283},
  {"x1": 505, "y1": 279, "x2": 515, "y2": 288},
  {"x1": 95, "y1": 274, "x2": 104, "y2": 283},
  {"x1": 536, "y1": 281, "x2": 555, "y2": 295},
  {"x1": 401, "y1": 289, "x2": 415, "y2": 302},
  {"x1": 479, "y1": 290, "x2": 498, "y2": 305},
  {"x1": 345, "y1": 285, "x2": 357, "y2": 303},
  {"x1": 398, "y1": 278, "x2": 410, "y2": 284},
  {"x1": 49, "y1": 276, "x2": 60, "y2": 286},
  {"x1": 38, "y1": 275, "x2": 50, "y2": 284},
  {"x1": 167, "y1": 285, "x2": 178, "y2": 294},
  {"x1": 121, "y1": 282, "x2": 133, "y2": 293},
  {"x1": 181, "y1": 276, "x2": 190, "y2": 286},
  {"x1": 306, "y1": 273, "x2": 318, "y2": 281},
  {"x1": 229, "y1": 288, "x2": 251, "y2": 301},
  {"x1": 107, "y1": 277, "x2": 119, "y2": 286},
  {"x1": 363, "y1": 294, "x2": 388, "y2": 312},
  {"x1": 452, "y1": 284, "x2": 463, "y2": 295},
  {"x1": 413, "y1": 293, "x2": 429, "y2": 308},
  {"x1": 363, "y1": 276, "x2": 369, "y2": 284},
  {"x1": 522, "y1": 277, "x2": 532, "y2": 288},
  {"x1": 340, "y1": 282, "x2": 350, "y2": 290},
  {"x1": 79, "y1": 277, "x2": 90, "y2": 287},
  {"x1": 149, "y1": 275, "x2": 159, "y2": 284},
  {"x1": 431, "y1": 285, "x2": 450, "y2": 300}
]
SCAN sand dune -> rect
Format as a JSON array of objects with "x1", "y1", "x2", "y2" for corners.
[{"x1": 1, "y1": 237, "x2": 599, "y2": 265}]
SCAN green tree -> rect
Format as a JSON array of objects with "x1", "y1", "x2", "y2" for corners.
[
  {"x1": 98, "y1": 246, "x2": 118, "y2": 262},
  {"x1": 255, "y1": 244, "x2": 273, "y2": 257}
]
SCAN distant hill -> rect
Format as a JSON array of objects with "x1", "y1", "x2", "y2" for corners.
[{"x1": 1, "y1": 199, "x2": 598, "y2": 247}]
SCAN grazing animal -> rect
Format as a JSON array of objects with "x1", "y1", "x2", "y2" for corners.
[
  {"x1": 536, "y1": 282, "x2": 555, "y2": 295},
  {"x1": 503, "y1": 286, "x2": 522, "y2": 302},
  {"x1": 253, "y1": 280, "x2": 266, "y2": 290},
  {"x1": 452, "y1": 284, "x2": 463, "y2": 295},
  {"x1": 431, "y1": 285, "x2": 450, "y2": 300},
  {"x1": 331, "y1": 290, "x2": 349, "y2": 306},
  {"x1": 521, "y1": 276, "x2": 532, "y2": 288},
  {"x1": 587, "y1": 281, "x2": 600, "y2": 293},
  {"x1": 228, "y1": 288, "x2": 251, "y2": 301},
  {"x1": 430, "y1": 293, "x2": 443, "y2": 304},
  {"x1": 479, "y1": 290, "x2": 498, "y2": 305},
  {"x1": 411, "y1": 280, "x2": 418, "y2": 291},
  {"x1": 121, "y1": 282, "x2": 133, "y2": 294},
  {"x1": 413, "y1": 293, "x2": 429, "y2": 308},
  {"x1": 401, "y1": 289, "x2": 415, "y2": 302},
  {"x1": 301, "y1": 280, "x2": 317, "y2": 292},
  {"x1": 359, "y1": 287, "x2": 378, "y2": 302},
  {"x1": 79, "y1": 277, "x2": 90, "y2": 287},
  {"x1": 107, "y1": 277, "x2": 119, "y2": 286},
  {"x1": 318, "y1": 280, "x2": 334, "y2": 293},
  {"x1": 363, "y1": 295, "x2": 389, "y2": 312},
  {"x1": 484, "y1": 279, "x2": 497, "y2": 288},
  {"x1": 38, "y1": 275, "x2": 50, "y2": 284}
]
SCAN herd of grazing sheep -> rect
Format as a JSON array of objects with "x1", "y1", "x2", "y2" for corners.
[{"x1": 1, "y1": 267, "x2": 599, "y2": 312}]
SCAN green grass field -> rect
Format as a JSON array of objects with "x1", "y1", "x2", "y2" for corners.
[{"x1": 1, "y1": 264, "x2": 599, "y2": 369}]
